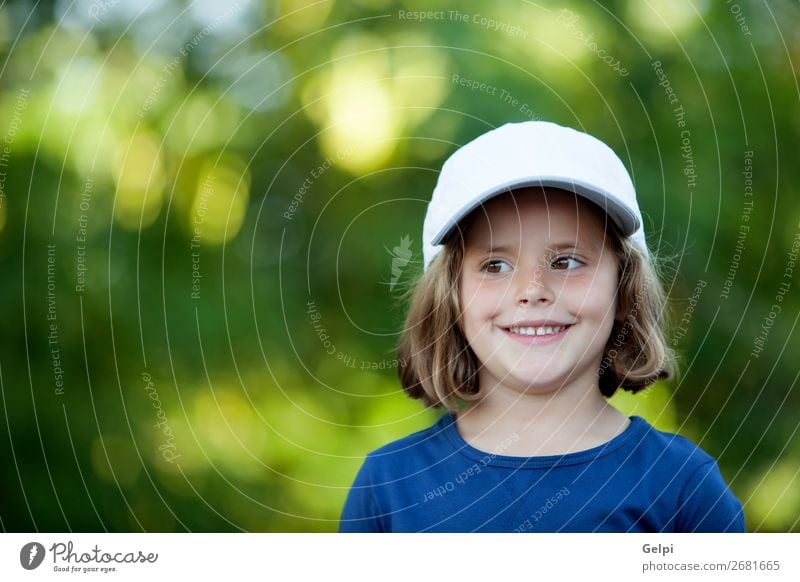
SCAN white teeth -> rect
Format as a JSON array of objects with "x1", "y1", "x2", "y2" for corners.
[{"x1": 508, "y1": 325, "x2": 567, "y2": 336}]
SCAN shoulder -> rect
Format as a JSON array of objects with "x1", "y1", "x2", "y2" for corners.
[
  {"x1": 629, "y1": 417, "x2": 745, "y2": 532},
  {"x1": 630, "y1": 416, "x2": 717, "y2": 470},
  {"x1": 340, "y1": 413, "x2": 456, "y2": 532},
  {"x1": 361, "y1": 413, "x2": 453, "y2": 475},
  {"x1": 367, "y1": 413, "x2": 452, "y2": 459}
]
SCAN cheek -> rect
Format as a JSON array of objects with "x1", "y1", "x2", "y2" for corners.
[
  {"x1": 459, "y1": 278, "x2": 502, "y2": 329},
  {"x1": 599, "y1": 290, "x2": 621, "y2": 329},
  {"x1": 461, "y1": 273, "x2": 514, "y2": 302},
  {"x1": 563, "y1": 275, "x2": 618, "y2": 316}
]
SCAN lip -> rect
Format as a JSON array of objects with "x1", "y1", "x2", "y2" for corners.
[
  {"x1": 501, "y1": 324, "x2": 573, "y2": 345},
  {"x1": 503, "y1": 320, "x2": 573, "y2": 328}
]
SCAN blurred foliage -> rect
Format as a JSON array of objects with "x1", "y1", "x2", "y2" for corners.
[{"x1": 0, "y1": 0, "x2": 798, "y2": 532}]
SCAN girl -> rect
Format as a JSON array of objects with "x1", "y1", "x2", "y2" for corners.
[{"x1": 339, "y1": 121, "x2": 745, "y2": 532}]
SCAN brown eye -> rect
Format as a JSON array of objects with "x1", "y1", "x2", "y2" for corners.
[
  {"x1": 483, "y1": 260, "x2": 510, "y2": 274},
  {"x1": 551, "y1": 256, "x2": 584, "y2": 270}
]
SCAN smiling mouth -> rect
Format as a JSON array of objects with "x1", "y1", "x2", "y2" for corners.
[{"x1": 503, "y1": 324, "x2": 574, "y2": 337}]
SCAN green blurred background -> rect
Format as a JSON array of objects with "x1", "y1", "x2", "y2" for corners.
[{"x1": 0, "y1": 0, "x2": 798, "y2": 532}]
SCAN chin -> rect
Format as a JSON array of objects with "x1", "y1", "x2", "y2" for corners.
[{"x1": 508, "y1": 372, "x2": 570, "y2": 392}]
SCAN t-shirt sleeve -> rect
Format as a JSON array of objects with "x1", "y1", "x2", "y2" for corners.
[
  {"x1": 675, "y1": 459, "x2": 746, "y2": 532},
  {"x1": 339, "y1": 454, "x2": 385, "y2": 533}
]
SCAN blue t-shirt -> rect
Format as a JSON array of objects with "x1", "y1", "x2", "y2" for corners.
[{"x1": 339, "y1": 413, "x2": 746, "y2": 532}]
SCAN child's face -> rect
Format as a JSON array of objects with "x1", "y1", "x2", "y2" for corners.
[{"x1": 458, "y1": 187, "x2": 619, "y2": 398}]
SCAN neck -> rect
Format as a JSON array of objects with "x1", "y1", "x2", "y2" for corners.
[{"x1": 454, "y1": 371, "x2": 628, "y2": 454}]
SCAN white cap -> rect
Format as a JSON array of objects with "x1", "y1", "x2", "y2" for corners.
[{"x1": 422, "y1": 121, "x2": 648, "y2": 271}]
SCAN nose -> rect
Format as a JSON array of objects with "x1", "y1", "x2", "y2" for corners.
[{"x1": 516, "y1": 265, "x2": 556, "y2": 305}]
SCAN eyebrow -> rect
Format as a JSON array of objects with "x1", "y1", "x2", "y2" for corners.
[
  {"x1": 548, "y1": 241, "x2": 602, "y2": 252},
  {"x1": 480, "y1": 241, "x2": 601, "y2": 253}
]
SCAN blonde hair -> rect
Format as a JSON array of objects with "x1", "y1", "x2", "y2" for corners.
[{"x1": 396, "y1": 200, "x2": 678, "y2": 413}]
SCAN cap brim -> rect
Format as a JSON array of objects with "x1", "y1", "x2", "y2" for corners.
[{"x1": 429, "y1": 177, "x2": 641, "y2": 246}]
